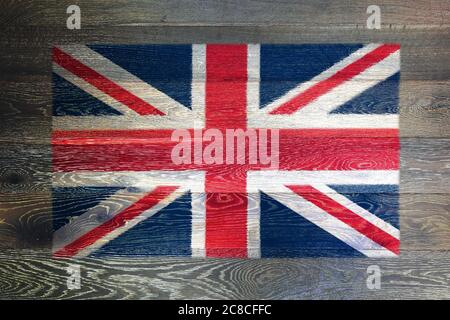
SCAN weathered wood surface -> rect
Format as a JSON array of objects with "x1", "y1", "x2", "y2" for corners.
[
  {"x1": 0, "y1": 0, "x2": 449, "y2": 299},
  {"x1": 1, "y1": 79, "x2": 450, "y2": 139},
  {"x1": 1, "y1": 192, "x2": 449, "y2": 250},
  {"x1": 1, "y1": 139, "x2": 449, "y2": 193},
  {"x1": 0, "y1": 250, "x2": 449, "y2": 300},
  {"x1": 5, "y1": 0, "x2": 450, "y2": 27},
  {"x1": 2, "y1": 29, "x2": 450, "y2": 81}
]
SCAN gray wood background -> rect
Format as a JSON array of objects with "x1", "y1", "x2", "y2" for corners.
[{"x1": 0, "y1": 0, "x2": 449, "y2": 299}]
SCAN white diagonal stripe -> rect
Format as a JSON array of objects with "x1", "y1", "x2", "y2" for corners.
[
  {"x1": 295, "y1": 50, "x2": 400, "y2": 116},
  {"x1": 57, "y1": 45, "x2": 192, "y2": 115},
  {"x1": 247, "y1": 43, "x2": 400, "y2": 129},
  {"x1": 72, "y1": 188, "x2": 189, "y2": 258},
  {"x1": 261, "y1": 44, "x2": 382, "y2": 114},
  {"x1": 52, "y1": 188, "x2": 147, "y2": 253},
  {"x1": 262, "y1": 185, "x2": 397, "y2": 257},
  {"x1": 53, "y1": 171, "x2": 206, "y2": 257},
  {"x1": 53, "y1": 45, "x2": 201, "y2": 130},
  {"x1": 312, "y1": 183, "x2": 400, "y2": 239},
  {"x1": 53, "y1": 63, "x2": 139, "y2": 116}
]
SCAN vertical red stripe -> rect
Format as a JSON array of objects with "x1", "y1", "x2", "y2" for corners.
[
  {"x1": 270, "y1": 44, "x2": 400, "y2": 114},
  {"x1": 53, "y1": 186, "x2": 178, "y2": 258},
  {"x1": 287, "y1": 185, "x2": 399, "y2": 255},
  {"x1": 205, "y1": 45, "x2": 248, "y2": 257},
  {"x1": 205, "y1": 45, "x2": 248, "y2": 129}
]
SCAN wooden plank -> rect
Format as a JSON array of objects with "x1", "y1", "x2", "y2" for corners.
[
  {"x1": 0, "y1": 139, "x2": 448, "y2": 193},
  {"x1": 1, "y1": 27, "x2": 449, "y2": 81},
  {"x1": 0, "y1": 0, "x2": 448, "y2": 299},
  {"x1": 0, "y1": 193, "x2": 52, "y2": 248},
  {"x1": 0, "y1": 249, "x2": 448, "y2": 299},
  {"x1": 0, "y1": 79, "x2": 449, "y2": 139},
  {"x1": 401, "y1": 193, "x2": 450, "y2": 250},
  {"x1": 0, "y1": 191, "x2": 448, "y2": 251},
  {"x1": 0, "y1": 144, "x2": 50, "y2": 193},
  {"x1": 4, "y1": 0, "x2": 450, "y2": 27}
]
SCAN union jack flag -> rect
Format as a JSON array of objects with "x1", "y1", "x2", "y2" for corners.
[{"x1": 52, "y1": 44, "x2": 400, "y2": 258}]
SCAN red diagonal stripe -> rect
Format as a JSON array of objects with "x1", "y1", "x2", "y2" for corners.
[
  {"x1": 53, "y1": 186, "x2": 178, "y2": 258},
  {"x1": 53, "y1": 47, "x2": 165, "y2": 116},
  {"x1": 287, "y1": 185, "x2": 399, "y2": 255},
  {"x1": 270, "y1": 44, "x2": 400, "y2": 115}
]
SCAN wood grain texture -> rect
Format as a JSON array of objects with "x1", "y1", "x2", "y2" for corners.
[
  {"x1": 5, "y1": 0, "x2": 450, "y2": 27},
  {"x1": 1, "y1": 79, "x2": 450, "y2": 139},
  {"x1": 0, "y1": 191, "x2": 449, "y2": 250},
  {"x1": 0, "y1": 0, "x2": 449, "y2": 299},
  {"x1": 0, "y1": 139, "x2": 448, "y2": 193},
  {"x1": 1, "y1": 28, "x2": 450, "y2": 81},
  {"x1": 0, "y1": 250, "x2": 448, "y2": 299}
]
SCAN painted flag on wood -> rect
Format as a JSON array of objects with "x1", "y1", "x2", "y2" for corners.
[{"x1": 52, "y1": 44, "x2": 400, "y2": 258}]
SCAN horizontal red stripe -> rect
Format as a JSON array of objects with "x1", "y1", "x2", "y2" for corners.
[
  {"x1": 277, "y1": 130, "x2": 399, "y2": 171},
  {"x1": 288, "y1": 185, "x2": 399, "y2": 255},
  {"x1": 52, "y1": 129, "x2": 399, "y2": 172},
  {"x1": 53, "y1": 47, "x2": 164, "y2": 116},
  {"x1": 53, "y1": 186, "x2": 178, "y2": 258},
  {"x1": 270, "y1": 44, "x2": 400, "y2": 115}
]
